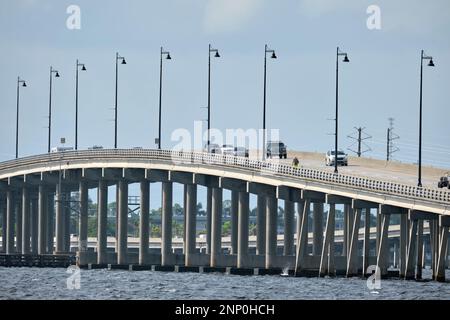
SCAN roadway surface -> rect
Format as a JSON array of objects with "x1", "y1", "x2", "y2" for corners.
[{"x1": 249, "y1": 150, "x2": 449, "y2": 190}]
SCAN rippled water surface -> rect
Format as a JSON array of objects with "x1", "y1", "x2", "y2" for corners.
[{"x1": 0, "y1": 267, "x2": 449, "y2": 300}]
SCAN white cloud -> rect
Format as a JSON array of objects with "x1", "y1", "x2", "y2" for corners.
[{"x1": 203, "y1": 0, "x2": 262, "y2": 34}]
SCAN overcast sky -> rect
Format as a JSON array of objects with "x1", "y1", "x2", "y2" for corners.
[{"x1": 1, "y1": 0, "x2": 450, "y2": 170}]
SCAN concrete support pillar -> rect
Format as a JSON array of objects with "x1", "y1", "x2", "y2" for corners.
[
  {"x1": 237, "y1": 191, "x2": 249, "y2": 268},
  {"x1": 230, "y1": 190, "x2": 239, "y2": 255},
  {"x1": 416, "y1": 220, "x2": 424, "y2": 279},
  {"x1": 30, "y1": 198, "x2": 38, "y2": 254},
  {"x1": 405, "y1": 219, "x2": 418, "y2": 279},
  {"x1": 436, "y1": 223, "x2": 449, "y2": 282},
  {"x1": 47, "y1": 193, "x2": 54, "y2": 253},
  {"x1": 256, "y1": 195, "x2": 266, "y2": 255},
  {"x1": 376, "y1": 213, "x2": 390, "y2": 277},
  {"x1": 210, "y1": 187, "x2": 222, "y2": 267},
  {"x1": 38, "y1": 186, "x2": 47, "y2": 254},
  {"x1": 345, "y1": 205, "x2": 354, "y2": 256},
  {"x1": 376, "y1": 209, "x2": 381, "y2": 255},
  {"x1": 346, "y1": 208, "x2": 362, "y2": 277},
  {"x1": 55, "y1": 186, "x2": 64, "y2": 254},
  {"x1": 295, "y1": 199, "x2": 310, "y2": 274},
  {"x1": 182, "y1": 185, "x2": 187, "y2": 254},
  {"x1": 284, "y1": 200, "x2": 294, "y2": 256},
  {"x1": 399, "y1": 214, "x2": 408, "y2": 277},
  {"x1": 185, "y1": 184, "x2": 197, "y2": 267},
  {"x1": 117, "y1": 180, "x2": 128, "y2": 264},
  {"x1": 296, "y1": 201, "x2": 305, "y2": 252},
  {"x1": 312, "y1": 203, "x2": 324, "y2": 256},
  {"x1": 362, "y1": 208, "x2": 371, "y2": 276},
  {"x1": 265, "y1": 196, "x2": 278, "y2": 269},
  {"x1": 15, "y1": 194, "x2": 22, "y2": 253},
  {"x1": 64, "y1": 191, "x2": 71, "y2": 253},
  {"x1": 115, "y1": 183, "x2": 119, "y2": 253},
  {"x1": 78, "y1": 181, "x2": 88, "y2": 252},
  {"x1": 430, "y1": 220, "x2": 439, "y2": 278},
  {"x1": 6, "y1": 190, "x2": 15, "y2": 254},
  {"x1": 21, "y1": 187, "x2": 31, "y2": 254},
  {"x1": 342, "y1": 206, "x2": 347, "y2": 257},
  {"x1": 206, "y1": 187, "x2": 212, "y2": 255},
  {"x1": 139, "y1": 181, "x2": 150, "y2": 265},
  {"x1": 161, "y1": 182, "x2": 173, "y2": 266},
  {"x1": 1, "y1": 200, "x2": 6, "y2": 253},
  {"x1": 319, "y1": 203, "x2": 336, "y2": 277},
  {"x1": 97, "y1": 180, "x2": 108, "y2": 264}
]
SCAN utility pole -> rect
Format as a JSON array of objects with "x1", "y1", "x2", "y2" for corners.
[
  {"x1": 347, "y1": 127, "x2": 371, "y2": 157},
  {"x1": 386, "y1": 118, "x2": 399, "y2": 161}
]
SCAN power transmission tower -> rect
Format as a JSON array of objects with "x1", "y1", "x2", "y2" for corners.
[
  {"x1": 386, "y1": 118, "x2": 400, "y2": 161},
  {"x1": 347, "y1": 127, "x2": 371, "y2": 157}
]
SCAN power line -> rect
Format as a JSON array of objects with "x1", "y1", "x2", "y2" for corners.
[
  {"x1": 387, "y1": 118, "x2": 400, "y2": 161},
  {"x1": 347, "y1": 127, "x2": 371, "y2": 157}
]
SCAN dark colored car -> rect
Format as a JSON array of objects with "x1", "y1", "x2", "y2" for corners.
[{"x1": 266, "y1": 141, "x2": 287, "y2": 159}]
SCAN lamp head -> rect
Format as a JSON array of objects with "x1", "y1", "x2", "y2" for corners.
[
  {"x1": 214, "y1": 51, "x2": 220, "y2": 58},
  {"x1": 428, "y1": 59, "x2": 435, "y2": 67},
  {"x1": 343, "y1": 55, "x2": 350, "y2": 62},
  {"x1": 81, "y1": 65, "x2": 87, "y2": 71},
  {"x1": 271, "y1": 52, "x2": 277, "y2": 59},
  {"x1": 166, "y1": 53, "x2": 171, "y2": 60},
  {"x1": 22, "y1": 82, "x2": 27, "y2": 87},
  {"x1": 55, "y1": 72, "x2": 60, "y2": 77},
  {"x1": 121, "y1": 58, "x2": 127, "y2": 65}
]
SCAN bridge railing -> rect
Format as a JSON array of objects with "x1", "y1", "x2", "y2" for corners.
[{"x1": 0, "y1": 149, "x2": 449, "y2": 204}]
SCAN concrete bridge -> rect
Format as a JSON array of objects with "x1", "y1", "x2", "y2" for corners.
[{"x1": 0, "y1": 149, "x2": 449, "y2": 281}]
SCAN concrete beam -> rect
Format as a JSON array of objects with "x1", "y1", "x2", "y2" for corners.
[
  {"x1": 7, "y1": 176, "x2": 25, "y2": 188},
  {"x1": 122, "y1": 168, "x2": 145, "y2": 181},
  {"x1": 219, "y1": 177, "x2": 246, "y2": 192},
  {"x1": 379, "y1": 204, "x2": 408, "y2": 215},
  {"x1": 276, "y1": 186, "x2": 302, "y2": 202},
  {"x1": 193, "y1": 174, "x2": 219, "y2": 188},
  {"x1": 301, "y1": 190, "x2": 325, "y2": 203},
  {"x1": 326, "y1": 194, "x2": 352, "y2": 205},
  {"x1": 145, "y1": 169, "x2": 169, "y2": 182},
  {"x1": 409, "y1": 210, "x2": 439, "y2": 221},
  {"x1": 62, "y1": 169, "x2": 82, "y2": 183},
  {"x1": 247, "y1": 182, "x2": 276, "y2": 197},
  {"x1": 81, "y1": 168, "x2": 102, "y2": 181},
  {"x1": 169, "y1": 171, "x2": 193, "y2": 185},
  {"x1": 439, "y1": 215, "x2": 450, "y2": 227},
  {"x1": 23, "y1": 174, "x2": 43, "y2": 186},
  {"x1": 352, "y1": 199, "x2": 379, "y2": 209},
  {"x1": 40, "y1": 172, "x2": 60, "y2": 185},
  {"x1": 102, "y1": 168, "x2": 123, "y2": 180}
]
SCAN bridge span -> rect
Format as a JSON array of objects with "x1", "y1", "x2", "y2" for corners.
[{"x1": 0, "y1": 149, "x2": 449, "y2": 281}]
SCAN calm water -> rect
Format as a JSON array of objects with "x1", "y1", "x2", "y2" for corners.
[{"x1": 0, "y1": 267, "x2": 449, "y2": 300}]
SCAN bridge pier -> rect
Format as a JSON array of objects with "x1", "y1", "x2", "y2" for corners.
[
  {"x1": 6, "y1": 190, "x2": 15, "y2": 254},
  {"x1": 139, "y1": 181, "x2": 150, "y2": 265},
  {"x1": 161, "y1": 181, "x2": 173, "y2": 266},
  {"x1": 38, "y1": 186, "x2": 47, "y2": 254},
  {"x1": 265, "y1": 196, "x2": 277, "y2": 269},
  {"x1": 205, "y1": 187, "x2": 212, "y2": 255},
  {"x1": 237, "y1": 191, "x2": 249, "y2": 268},
  {"x1": 376, "y1": 208, "x2": 391, "y2": 277},
  {"x1": 30, "y1": 197, "x2": 38, "y2": 254},
  {"x1": 362, "y1": 208, "x2": 371, "y2": 276},
  {"x1": 312, "y1": 203, "x2": 323, "y2": 256},
  {"x1": 1, "y1": 199, "x2": 6, "y2": 253},
  {"x1": 47, "y1": 193, "x2": 54, "y2": 253},
  {"x1": 399, "y1": 213, "x2": 408, "y2": 278},
  {"x1": 319, "y1": 203, "x2": 335, "y2": 277},
  {"x1": 416, "y1": 220, "x2": 424, "y2": 279},
  {"x1": 210, "y1": 187, "x2": 222, "y2": 267},
  {"x1": 117, "y1": 180, "x2": 128, "y2": 264},
  {"x1": 435, "y1": 216, "x2": 449, "y2": 282},
  {"x1": 185, "y1": 183, "x2": 197, "y2": 267},
  {"x1": 55, "y1": 185, "x2": 65, "y2": 254},
  {"x1": 97, "y1": 180, "x2": 108, "y2": 264},
  {"x1": 284, "y1": 200, "x2": 295, "y2": 256},
  {"x1": 347, "y1": 208, "x2": 361, "y2": 277},
  {"x1": 78, "y1": 181, "x2": 88, "y2": 252},
  {"x1": 16, "y1": 192, "x2": 22, "y2": 253},
  {"x1": 256, "y1": 195, "x2": 266, "y2": 255},
  {"x1": 21, "y1": 187, "x2": 30, "y2": 254},
  {"x1": 295, "y1": 199, "x2": 310, "y2": 275},
  {"x1": 230, "y1": 190, "x2": 239, "y2": 255}
]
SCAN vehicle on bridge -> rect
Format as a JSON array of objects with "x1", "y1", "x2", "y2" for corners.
[
  {"x1": 438, "y1": 173, "x2": 450, "y2": 189},
  {"x1": 220, "y1": 144, "x2": 235, "y2": 155},
  {"x1": 266, "y1": 141, "x2": 287, "y2": 159},
  {"x1": 233, "y1": 147, "x2": 249, "y2": 158},
  {"x1": 325, "y1": 150, "x2": 348, "y2": 166},
  {"x1": 88, "y1": 145, "x2": 103, "y2": 150},
  {"x1": 204, "y1": 143, "x2": 220, "y2": 154}
]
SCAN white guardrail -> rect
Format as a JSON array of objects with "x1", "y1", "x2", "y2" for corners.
[{"x1": 0, "y1": 149, "x2": 449, "y2": 204}]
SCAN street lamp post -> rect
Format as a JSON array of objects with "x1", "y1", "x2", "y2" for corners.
[
  {"x1": 114, "y1": 52, "x2": 126, "y2": 149},
  {"x1": 334, "y1": 47, "x2": 350, "y2": 174},
  {"x1": 418, "y1": 50, "x2": 435, "y2": 187},
  {"x1": 262, "y1": 44, "x2": 277, "y2": 160},
  {"x1": 75, "y1": 59, "x2": 86, "y2": 150},
  {"x1": 15, "y1": 77, "x2": 27, "y2": 159},
  {"x1": 158, "y1": 47, "x2": 171, "y2": 150},
  {"x1": 207, "y1": 44, "x2": 220, "y2": 152},
  {"x1": 48, "y1": 66, "x2": 60, "y2": 153}
]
